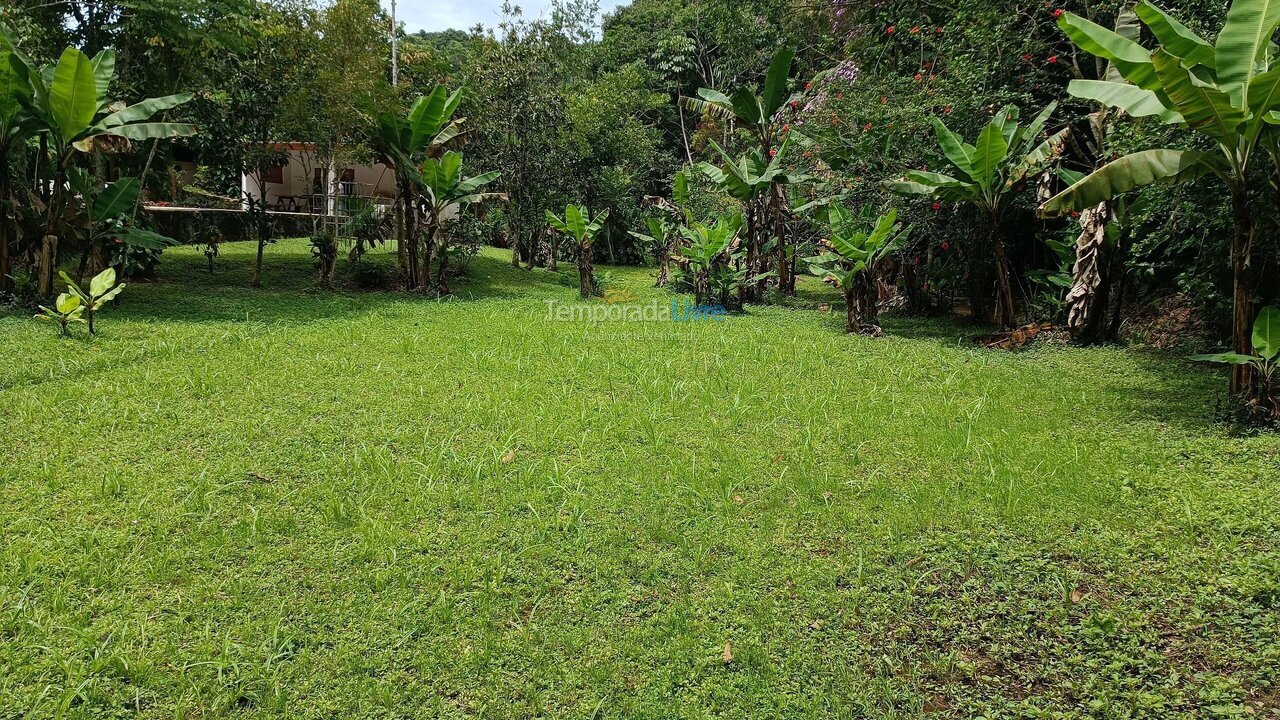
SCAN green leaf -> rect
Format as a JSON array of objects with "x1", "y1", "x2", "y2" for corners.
[
  {"x1": 55, "y1": 292, "x2": 80, "y2": 314},
  {"x1": 1215, "y1": 0, "x2": 1280, "y2": 105},
  {"x1": 114, "y1": 226, "x2": 178, "y2": 250},
  {"x1": 1135, "y1": 1, "x2": 1216, "y2": 68},
  {"x1": 1058, "y1": 12, "x2": 1159, "y2": 90},
  {"x1": 92, "y1": 178, "x2": 140, "y2": 221},
  {"x1": 1189, "y1": 352, "x2": 1260, "y2": 364},
  {"x1": 1150, "y1": 50, "x2": 1246, "y2": 144},
  {"x1": 89, "y1": 268, "x2": 117, "y2": 298},
  {"x1": 96, "y1": 93, "x2": 193, "y2": 130},
  {"x1": 89, "y1": 48, "x2": 115, "y2": 106},
  {"x1": 1041, "y1": 149, "x2": 1216, "y2": 214},
  {"x1": 1067, "y1": 79, "x2": 1184, "y2": 123},
  {"x1": 761, "y1": 47, "x2": 796, "y2": 117},
  {"x1": 96, "y1": 121, "x2": 197, "y2": 143},
  {"x1": 930, "y1": 116, "x2": 975, "y2": 178},
  {"x1": 1252, "y1": 305, "x2": 1280, "y2": 360},
  {"x1": 971, "y1": 121, "x2": 1009, "y2": 188},
  {"x1": 49, "y1": 47, "x2": 98, "y2": 145}
]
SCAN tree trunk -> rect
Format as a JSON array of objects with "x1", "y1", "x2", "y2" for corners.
[
  {"x1": 38, "y1": 164, "x2": 68, "y2": 297},
  {"x1": 403, "y1": 185, "x2": 419, "y2": 289},
  {"x1": 843, "y1": 289, "x2": 857, "y2": 334},
  {"x1": 578, "y1": 238, "x2": 594, "y2": 299},
  {"x1": 991, "y1": 221, "x2": 1016, "y2": 330},
  {"x1": 656, "y1": 241, "x2": 669, "y2": 287},
  {"x1": 772, "y1": 185, "x2": 790, "y2": 296},
  {"x1": 0, "y1": 159, "x2": 11, "y2": 294},
  {"x1": 1066, "y1": 201, "x2": 1112, "y2": 345},
  {"x1": 395, "y1": 197, "x2": 407, "y2": 271},
  {"x1": 1230, "y1": 190, "x2": 1255, "y2": 396}
]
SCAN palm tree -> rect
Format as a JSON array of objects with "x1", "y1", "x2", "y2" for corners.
[
  {"x1": 370, "y1": 85, "x2": 466, "y2": 289},
  {"x1": 417, "y1": 150, "x2": 503, "y2": 290},
  {"x1": 887, "y1": 103, "x2": 1068, "y2": 329},
  {"x1": 1044, "y1": 0, "x2": 1280, "y2": 397},
  {"x1": 20, "y1": 43, "x2": 195, "y2": 295}
]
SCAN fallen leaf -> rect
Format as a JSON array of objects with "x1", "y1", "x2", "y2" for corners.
[
  {"x1": 500, "y1": 449, "x2": 516, "y2": 464},
  {"x1": 1070, "y1": 587, "x2": 1086, "y2": 604},
  {"x1": 808, "y1": 619, "x2": 824, "y2": 630},
  {"x1": 904, "y1": 556, "x2": 924, "y2": 568},
  {"x1": 923, "y1": 694, "x2": 950, "y2": 712},
  {"x1": 818, "y1": 303, "x2": 831, "y2": 312},
  {"x1": 733, "y1": 495, "x2": 744, "y2": 505},
  {"x1": 247, "y1": 472, "x2": 273, "y2": 483},
  {"x1": 721, "y1": 642, "x2": 733, "y2": 665},
  {"x1": 822, "y1": 491, "x2": 833, "y2": 501}
]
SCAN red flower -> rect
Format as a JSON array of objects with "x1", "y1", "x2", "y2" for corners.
[
  {"x1": 1048, "y1": 55, "x2": 1058, "y2": 64},
  {"x1": 113, "y1": 238, "x2": 122, "y2": 245},
  {"x1": 768, "y1": 149, "x2": 777, "y2": 157},
  {"x1": 935, "y1": 26, "x2": 943, "y2": 34},
  {"x1": 943, "y1": 105, "x2": 952, "y2": 114},
  {"x1": 941, "y1": 242, "x2": 950, "y2": 250},
  {"x1": 886, "y1": 25, "x2": 896, "y2": 34},
  {"x1": 863, "y1": 122, "x2": 873, "y2": 132},
  {"x1": 1053, "y1": 8, "x2": 1064, "y2": 17},
  {"x1": 1022, "y1": 53, "x2": 1034, "y2": 61},
  {"x1": 932, "y1": 202, "x2": 942, "y2": 212},
  {"x1": 804, "y1": 82, "x2": 812, "y2": 90},
  {"x1": 914, "y1": 73, "x2": 923, "y2": 82},
  {"x1": 790, "y1": 100, "x2": 799, "y2": 108},
  {"x1": 910, "y1": 26, "x2": 920, "y2": 33},
  {"x1": 1071, "y1": 211, "x2": 1081, "y2": 218},
  {"x1": 880, "y1": 96, "x2": 888, "y2": 104}
]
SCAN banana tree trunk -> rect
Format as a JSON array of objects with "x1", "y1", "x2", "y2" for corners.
[
  {"x1": 1230, "y1": 190, "x2": 1255, "y2": 397},
  {"x1": 38, "y1": 163, "x2": 68, "y2": 297},
  {"x1": 578, "y1": 237, "x2": 594, "y2": 299},
  {"x1": 403, "y1": 183, "x2": 419, "y2": 289},
  {"x1": 1066, "y1": 201, "x2": 1112, "y2": 344},
  {"x1": 656, "y1": 239, "x2": 670, "y2": 287},
  {"x1": 0, "y1": 157, "x2": 11, "y2": 294},
  {"x1": 991, "y1": 219, "x2": 1016, "y2": 330},
  {"x1": 772, "y1": 184, "x2": 790, "y2": 296}
]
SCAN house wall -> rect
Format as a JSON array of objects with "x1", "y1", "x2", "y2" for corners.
[{"x1": 241, "y1": 149, "x2": 394, "y2": 212}]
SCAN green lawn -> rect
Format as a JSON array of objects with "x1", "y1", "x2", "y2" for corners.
[{"x1": 2, "y1": 239, "x2": 1279, "y2": 719}]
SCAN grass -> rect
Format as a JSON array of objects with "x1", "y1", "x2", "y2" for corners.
[{"x1": 2, "y1": 238, "x2": 1279, "y2": 719}]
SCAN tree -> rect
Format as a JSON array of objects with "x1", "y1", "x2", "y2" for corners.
[
  {"x1": 546, "y1": 205, "x2": 609, "y2": 298},
  {"x1": 679, "y1": 213, "x2": 743, "y2": 307},
  {"x1": 628, "y1": 215, "x2": 678, "y2": 286},
  {"x1": 19, "y1": 42, "x2": 194, "y2": 294},
  {"x1": 417, "y1": 150, "x2": 503, "y2": 290},
  {"x1": 0, "y1": 24, "x2": 38, "y2": 293},
  {"x1": 696, "y1": 137, "x2": 795, "y2": 301},
  {"x1": 682, "y1": 47, "x2": 799, "y2": 295},
  {"x1": 887, "y1": 103, "x2": 1068, "y2": 329},
  {"x1": 370, "y1": 85, "x2": 466, "y2": 289},
  {"x1": 1043, "y1": 0, "x2": 1280, "y2": 398},
  {"x1": 805, "y1": 205, "x2": 909, "y2": 334}
]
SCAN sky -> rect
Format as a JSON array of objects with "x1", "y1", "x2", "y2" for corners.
[{"x1": 382, "y1": 0, "x2": 628, "y2": 34}]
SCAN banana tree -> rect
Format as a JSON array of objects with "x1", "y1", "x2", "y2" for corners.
[
  {"x1": 679, "y1": 213, "x2": 743, "y2": 307},
  {"x1": 1192, "y1": 306, "x2": 1280, "y2": 419},
  {"x1": 546, "y1": 205, "x2": 609, "y2": 299},
  {"x1": 1043, "y1": 0, "x2": 1280, "y2": 397},
  {"x1": 697, "y1": 137, "x2": 795, "y2": 301},
  {"x1": 682, "y1": 47, "x2": 800, "y2": 294},
  {"x1": 66, "y1": 172, "x2": 178, "y2": 276},
  {"x1": 628, "y1": 215, "x2": 677, "y2": 287},
  {"x1": 416, "y1": 150, "x2": 503, "y2": 291},
  {"x1": 805, "y1": 206, "x2": 909, "y2": 334},
  {"x1": 0, "y1": 24, "x2": 38, "y2": 294},
  {"x1": 886, "y1": 103, "x2": 1068, "y2": 329},
  {"x1": 1053, "y1": 7, "x2": 1146, "y2": 345},
  {"x1": 370, "y1": 85, "x2": 466, "y2": 289},
  {"x1": 21, "y1": 44, "x2": 195, "y2": 295}
]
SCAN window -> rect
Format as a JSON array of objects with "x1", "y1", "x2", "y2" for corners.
[{"x1": 260, "y1": 165, "x2": 283, "y2": 184}]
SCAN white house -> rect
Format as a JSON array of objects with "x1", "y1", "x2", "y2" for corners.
[{"x1": 240, "y1": 142, "x2": 395, "y2": 216}]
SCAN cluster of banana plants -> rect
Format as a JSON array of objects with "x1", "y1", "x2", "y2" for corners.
[
  {"x1": 370, "y1": 85, "x2": 503, "y2": 292},
  {"x1": 683, "y1": 47, "x2": 801, "y2": 300},
  {"x1": 805, "y1": 206, "x2": 909, "y2": 335},
  {"x1": 0, "y1": 25, "x2": 195, "y2": 298},
  {"x1": 886, "y1": 103, "x2": 1069, "y2": 330},
  {"x1": 1044, "y1": 0, "x2": 1280, "y2": 401}
]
